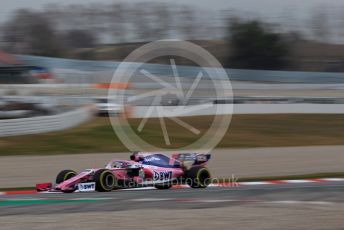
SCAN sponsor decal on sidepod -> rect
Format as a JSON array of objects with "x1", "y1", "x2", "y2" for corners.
[
  {"x1": 78, "y1": 182, "x2": 96, "y2": 192},
  {"x1": 153, "y1": 171, "x2": 172, "y2": 181}
]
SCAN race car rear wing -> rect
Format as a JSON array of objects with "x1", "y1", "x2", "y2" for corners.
[
  {"x1": 171, "y1": 153, "x2": 211, "y2": 164},
  {"x1": 172, "y1": 153, "x2": 211, "y2": 169},
  {"x1": 130, "y1": 152, "x2": 211, "y2": 167}
]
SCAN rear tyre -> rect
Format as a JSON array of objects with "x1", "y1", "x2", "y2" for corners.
[
  {"x1": 94, "y1": 169, "x2": 116, "y2": 192},
  {"x1": 186, "y1": 166, "x2": 211, "y2": 188},
  {"x1": 56, "y1": 170, "x2": 77, "y2": 184}
]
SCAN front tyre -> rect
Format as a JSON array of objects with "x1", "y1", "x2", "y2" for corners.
[
  {"x1": 186, "y1": 166, "x2": 211, "y2": 188},
  {"x1": 94, "y1": 169, "x2": 116, "y2": 192},
  {"x1": 56, "y1": 170, "x2": 77, "y2": 184}
]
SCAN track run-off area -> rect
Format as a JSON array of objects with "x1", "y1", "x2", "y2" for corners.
[
  {"x1": 1, "y1": 181, "x2": 344, "y2": 229},
  {"x1": 2, "y1": 181, "x2": 344, "y2": 213},
  {"x1": 2, "y1": 146, "x2": 344, "y2": 188},
  {"x1": 1, "y1": 146, "x2": 344, "y2": 229}
]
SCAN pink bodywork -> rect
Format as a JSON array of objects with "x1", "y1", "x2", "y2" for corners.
[{"x1": 37, "y1": 152, "x2": 210, "y2": 192}]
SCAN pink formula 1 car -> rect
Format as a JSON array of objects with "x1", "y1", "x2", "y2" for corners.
[{"x1": 36, "y1": 152, "x2": 212, "y2": 193}]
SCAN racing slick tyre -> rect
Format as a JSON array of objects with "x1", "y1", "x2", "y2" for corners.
[
  {"x1": 154, "y1": 183, "x2": 173, "y2": 190},
  {"x1": 56, "y1": 170, "x2": 77, "y2": 184},
  {"x1": 94, "y1": 169, "x2": 117, "y2": 192},
  {"x1": 186, "y1": 166, "x2": 211, "y2": 188}
]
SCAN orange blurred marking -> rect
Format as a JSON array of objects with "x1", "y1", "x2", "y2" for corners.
[{"x1": 94, "y1": 83, "x2": 130, "y2": 89}]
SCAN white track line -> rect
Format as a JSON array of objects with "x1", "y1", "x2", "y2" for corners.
[
  {"x1": 131, "y1": 198, "x2": 174, "y2": 202},
  {"x1": 282, "y1": 180, "x2": 314, "y2": 183},
  {"x1": 2, "y1": 198, "x2": 45, "y2": 201},
  {"x1": 322, "y1": 178, "x2": 344, "y2": 182},
  {"x1": 70, "y1": 198, "x2": 115, "y2": 201},
  {"x1": 238, "y1": 182, "x2": 271, "y2": 186},
  {"x1": 265, "y1": 200, "x2": 334, "y2": 206},
  {"x1": 130, "y1": 198, "x2": 336, "y2": 206},
  {"x1": 0, "y1": 197, "x2": 336, "y2": 206}
]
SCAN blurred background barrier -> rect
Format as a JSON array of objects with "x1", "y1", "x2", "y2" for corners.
[
  {"x1": 16, "y1": 55, "x2": 344, "y2": 84},
  {"x1": 233, "y1": 104, "x2": 344, "y2": 114},
  {"x1": 130, "y1": 104, "x2": 344, "y2": 118},
  {"x1": 0, "y1": 106, "x2": 94, "y2": 137}
]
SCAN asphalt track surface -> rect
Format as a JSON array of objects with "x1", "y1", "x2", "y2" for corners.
[
  {"x1": 2, "y1": 146, "x2": 344, "y2": 188},
  {"x1": 1, "y1": 181, "x2": 344, "y2": 229},
  {"x1": 2, "y1": 181, "x2": 344, "y2": 215},
  {"x1": 1, "y1": 146, "x2": 344, "y2": 229}
]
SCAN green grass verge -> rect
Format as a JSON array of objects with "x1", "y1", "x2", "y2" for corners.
[{"x1": 1, "y1": 114, "x2": 344, "y2": 156}]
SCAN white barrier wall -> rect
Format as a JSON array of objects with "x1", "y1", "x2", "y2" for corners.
[
  {"x1": 130, "y1": 104, "x2": 344, "y2": 118},
  {"x1": 234, "y1": 104, "x2": 344, "y2": 114},
  {"x1": 0, "y1": 107, "x2": 94, "y2": 137}
]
